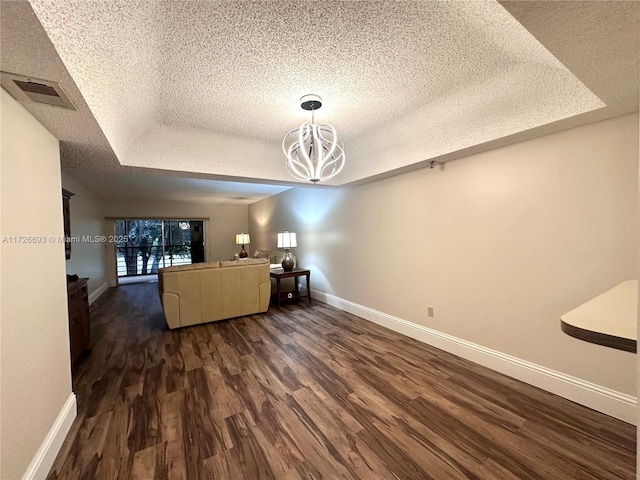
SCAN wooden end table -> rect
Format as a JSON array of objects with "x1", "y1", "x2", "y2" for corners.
[{"x1": 270, "y1": 267, "x2": 311, "y2": 308}]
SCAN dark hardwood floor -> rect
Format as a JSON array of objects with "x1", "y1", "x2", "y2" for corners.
[{"x1": 48, "y1": 282, "x2": 636, "y2": 480}]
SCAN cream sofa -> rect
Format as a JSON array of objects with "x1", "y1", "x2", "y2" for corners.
[
  {"x1": 252, "y1": 249, "x2": 296, "y2": 268},
  {"x1": 252, "y1": 249, "x2": 297, "y2": 293},
  {"x1": 158, "y1": 258, "x2": 270, "y2": 329}
]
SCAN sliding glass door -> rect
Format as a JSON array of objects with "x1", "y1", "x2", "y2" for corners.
[{"x1": 115, "y1": 219, "x2": 205, "y2": 277}]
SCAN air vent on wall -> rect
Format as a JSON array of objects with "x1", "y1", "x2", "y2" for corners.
[{"x1": 0, "y1": 72, "x2": 77, "y2": 110}]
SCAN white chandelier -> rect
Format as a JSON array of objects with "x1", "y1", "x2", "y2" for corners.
[{"x1": 282, "y1": 94, "x2": 345, "y2": 184}]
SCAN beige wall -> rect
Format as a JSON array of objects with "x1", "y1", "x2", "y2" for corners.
[
  {"x1": 249, "y1": 113, "x2": 639, "y2": 395},
  {"x1": 61, "y1": 172, "x2": 108, "y2": 296},
  {"x1": 101, "y1": 199, "x2": 249, "y2": 283},
  {"x1": 1, "y1": 88, "x2": 73, "y2": 478}
]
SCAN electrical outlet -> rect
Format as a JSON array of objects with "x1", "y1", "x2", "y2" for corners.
[{"x1": 427, "y1": 306, "x2": 434, "y2": 317}]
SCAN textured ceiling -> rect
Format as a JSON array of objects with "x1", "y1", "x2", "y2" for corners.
[
  {"x1": 1, "y1": 0, "x2": 638, "y2": 201},
  {"x1": 64, "y1": 168, "x2": 291, "y2": 205}
]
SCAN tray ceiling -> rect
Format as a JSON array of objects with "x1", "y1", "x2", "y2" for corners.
[{"x1": 1, "y1": 0, "x2": 637, "y2": 200}]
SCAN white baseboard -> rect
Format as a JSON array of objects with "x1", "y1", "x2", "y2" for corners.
[
  {"x1": 311, "y1": 289, "x2": 637, "y2": 425},
  {"x1": 89, "y1": 281, "x2": 110, "y2": 304},
  {"x1": 22, "y1": 393, "x2": 77, "y2": 480}
]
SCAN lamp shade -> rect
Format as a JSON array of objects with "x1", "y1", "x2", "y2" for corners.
[
  {"x1": 235, "y1": 233, "x2": 250, "y2": 245},
  {"x1": 277, "y1": 231, "x2": 297, "y2": 249}
]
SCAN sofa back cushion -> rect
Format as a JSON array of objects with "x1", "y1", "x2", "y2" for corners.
[
  {"x1": 220, "y1": 258, "x2": 268, "y2": 268},
  {"x1": 159, "y1": 261, "x2": 220, "y2": 273},
  {"x1": 268, "y1": 250, "x2": 296, "y2": 267},
  {"x1": 268, "y1": 250, "x2": 285, "y2": 264},
  {"x1": 158, "y1": 267, "x2": 223, "y2": 327}
]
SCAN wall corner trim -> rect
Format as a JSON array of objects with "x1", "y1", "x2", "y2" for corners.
[
  {"x1": 311, "y1": 289, "x2": 637, "y2": 425},
  {"x1": 89, "y1": 282, "x2": 110, "y2": 305},
  {"x1": 21, "y1": 393, "x2": 77, "y2": 480}
]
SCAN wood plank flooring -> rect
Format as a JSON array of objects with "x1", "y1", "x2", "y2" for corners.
[{"x1": 47, "y1": 282, "x2": 636, "y2": 479}]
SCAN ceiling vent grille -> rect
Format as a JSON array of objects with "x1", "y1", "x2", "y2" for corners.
[{"x1": 1, "y1": 72, "x2": 77, "y2": 110}]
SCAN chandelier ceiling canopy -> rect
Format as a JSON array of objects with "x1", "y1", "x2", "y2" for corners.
[{"x1": 282, "y1": 95, "x2": 345, "y2": 184}]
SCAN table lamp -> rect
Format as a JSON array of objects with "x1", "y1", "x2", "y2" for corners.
[
  {"x1": 277, "y1": 230, "x2": 297, "y2": 271},
  {"x1": 235, "y1": 233, "x2": 250, "y2": 258}
]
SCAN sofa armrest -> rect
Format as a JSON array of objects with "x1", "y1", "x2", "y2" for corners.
[
  {"x1": 259, "y1": 280, "x2": 271, "y2": 312},
  {"x1": 161, "y1": 292, "x2": 181, "y2": 329}
]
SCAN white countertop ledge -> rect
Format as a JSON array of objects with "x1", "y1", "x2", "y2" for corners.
[{"x1": 561, "y1": 279, "x2": 638, "y2": 352}]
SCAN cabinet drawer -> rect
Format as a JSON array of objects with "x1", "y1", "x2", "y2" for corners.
[
  {"x1": 68, "y1": 283, "x2": 88, "y2": 305},
  {"x1": 69, "y1": 300, "x2": 88, "y2": 317}
]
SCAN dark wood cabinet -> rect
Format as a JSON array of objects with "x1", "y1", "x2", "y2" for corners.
[
  {"x1": 62, "y1": 188, "x2": 74, "y2": 260},
  {"x1": 67, "y1": 277, "x2": 90, "y2": 364}
]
